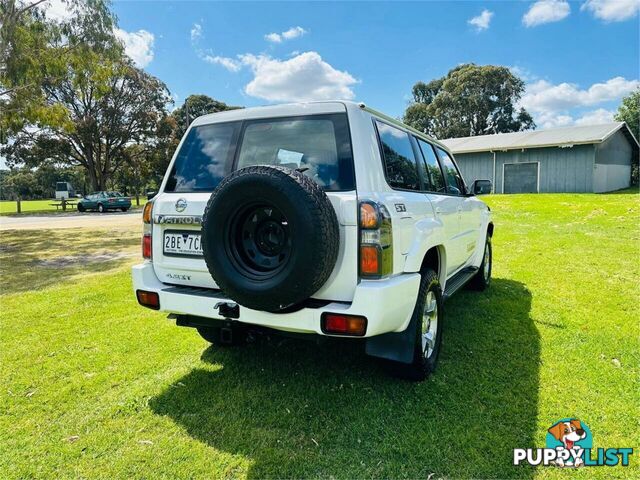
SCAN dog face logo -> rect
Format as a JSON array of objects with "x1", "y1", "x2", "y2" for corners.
[
  {"x1": 546, "y1": 419, "x2": 592, "y2": 467},
  {"x1": 548, "y1": 419, "x2": 586, "y2": 450}
]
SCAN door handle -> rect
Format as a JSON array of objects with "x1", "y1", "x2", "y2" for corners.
[
  {"x1": 435, "y1": 207, "x2": 442, "y2": 215},
  {"x1": 457, "y1": 206, "x2": 463, "y2": 212}
]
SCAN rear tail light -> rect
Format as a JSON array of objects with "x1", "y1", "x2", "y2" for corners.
[
  {"x1": 142, "y1": 234, "x2": 152, "y2": 259},
  {"x1": 142, "y1": 201, "x2": 153, "y2": 260},
  {"x1": 321, "y1": 313, "x2": 367, "y2": 336},
  {"x1": 358, "y1": 201, "x2": 392, "y2": 278},
  {"x1": 142, "y1": 201, "x2": 153, "y2": 224},
  {"x1": 136, "y1": 290, "x2": 160, "y2": 310}
]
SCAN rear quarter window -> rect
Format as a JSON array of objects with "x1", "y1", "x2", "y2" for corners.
[
  {"x1": 375, "y1": 120, "x2": 420, "y2": 191},
  {"x1": 436, "y1": 147, "x2": 466, "y2": 195}
]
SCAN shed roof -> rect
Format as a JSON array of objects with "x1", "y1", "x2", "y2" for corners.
[{"x1": 441, "y1": 122, "x2": 639, "y2": 154}]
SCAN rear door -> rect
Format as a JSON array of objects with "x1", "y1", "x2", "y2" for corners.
[
  {"x1": 435, "y1": 147, "x2": 482, "y2": 267},
  {"x1": 415, "y1": 139, "x2": 464, "y2": 275},
  {"x1": 151, "y1": 111, "x2": 359, "y2": 303},
  {"x1": 373, "y1": 120, "x2": 434, "y2": 258}
]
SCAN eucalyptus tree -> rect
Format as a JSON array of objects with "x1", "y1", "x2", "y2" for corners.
[{"x1": 404, "y1": 64, "x2": 535, "y2": 139}]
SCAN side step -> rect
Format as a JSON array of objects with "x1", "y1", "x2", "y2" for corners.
[{"x1": 443, "y1": 267, "x2": 478, "y2": 301}]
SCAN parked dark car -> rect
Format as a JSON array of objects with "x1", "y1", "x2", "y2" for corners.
[{"x1": 77, "y1": 191, "x2": 132, "y2": 213}]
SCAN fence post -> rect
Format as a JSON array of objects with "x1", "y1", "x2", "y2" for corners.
[{"x1": 16, "y1": 197, "x2": 21, "y2": 214}]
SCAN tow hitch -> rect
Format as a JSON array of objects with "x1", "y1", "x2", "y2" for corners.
[{"x1": 215, "y1": 301, "x2": 239, "y2": 319}]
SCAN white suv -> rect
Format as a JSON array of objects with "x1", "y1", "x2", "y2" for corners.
[{"x1": 132, "y1": 101, "x2": 493, "y2": 380}]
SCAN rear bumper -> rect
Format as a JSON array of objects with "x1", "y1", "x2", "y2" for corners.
[{"x1": 131, "y1": 262, "x2": 420, "y2": 338}]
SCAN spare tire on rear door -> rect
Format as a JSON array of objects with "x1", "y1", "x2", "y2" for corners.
[{"x1": 201, "y1": 165, "x2": 340, "y2": 312}]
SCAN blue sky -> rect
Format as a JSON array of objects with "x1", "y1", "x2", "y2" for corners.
[
  {"x1": 5, "y1": 1, "x2": 636, "y2": 170},
  {"x1": 106, "y1": 0, "x2": 639, "y2": 129}
]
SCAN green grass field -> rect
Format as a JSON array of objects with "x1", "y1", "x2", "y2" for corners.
[
  {"x1": 0, "y1": 198, "x2": 146, "y2": 215},
  {"x1": 1, "y1": 191, "x2": 638, "y2": 479}
]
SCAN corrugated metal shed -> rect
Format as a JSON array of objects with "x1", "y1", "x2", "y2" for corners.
[
  {"x1": 442, "y1": 122, "x2": 639, "y2": 154},
  {"x1": 441, "y1": 122, "x2": 638, "y2": 193}
]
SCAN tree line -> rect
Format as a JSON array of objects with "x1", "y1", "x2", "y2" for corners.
[{"x1": 1, "y1": 0, "x2": 638, "y2": 202}]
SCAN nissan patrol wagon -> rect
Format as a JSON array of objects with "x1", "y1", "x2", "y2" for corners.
[{"x1": 132, "y1": 101, "x2": 493, "y2": 380}]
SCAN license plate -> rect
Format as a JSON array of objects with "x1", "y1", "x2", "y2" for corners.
[{"x1": 163, "y1": 231, "x2": 203, "y2": 256}]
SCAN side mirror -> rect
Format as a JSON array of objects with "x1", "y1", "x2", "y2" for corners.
[
  {"x1": 473, "y1": 179, "x2": 492, "y2": 195},
  {"x1": 146, "y1": 191, "x2": 157, "y2": 200}
]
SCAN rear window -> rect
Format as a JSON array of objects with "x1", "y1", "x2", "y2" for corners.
[
  {"x1": 165, "y1": 122, "x2": 238, "y2": 192},
  {"x1": 165, "y1": 113, "x2": 354, "y2": 192}
]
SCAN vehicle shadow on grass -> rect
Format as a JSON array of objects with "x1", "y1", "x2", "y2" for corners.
[{"x1": 150, "y1": 278, "x2": 539, "y2": 479}]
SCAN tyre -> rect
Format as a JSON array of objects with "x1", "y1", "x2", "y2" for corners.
[
  {"x1": 197, "y1": 325, "x2": 246, "y2": 346},
  {"x1": 97, "y1": 203, "x2": 105, "y2": 213},
  {"x1": 121, "y1": 207, "x2": 129, "y2": 212},
  {"x1": 77, "y1": 203, "x2": 86, "y2": 212},
  {"x1": 469, "y1": 236, "x2": 492, "y2": 291},
  {"x1": 390, "y1": 268, "x2": 444, "y2": 381},
  {"x1": 201, "y1": 165, "x2": 339, "y2": 312}
]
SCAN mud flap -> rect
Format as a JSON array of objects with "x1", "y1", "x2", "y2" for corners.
[{"x1": 365, "y1": 314, "x2": 417, "y2": 364}]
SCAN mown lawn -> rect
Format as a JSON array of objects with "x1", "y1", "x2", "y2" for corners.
[
  {"x1": 1, "y1": 191, "x2": 638, "y2": 479},
  {"x1": 0, "y1": 197, "x2": 146, "y2": 215}
]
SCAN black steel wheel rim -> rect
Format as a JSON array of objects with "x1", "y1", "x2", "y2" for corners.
[{"x1": 225, "y1": 203, "x2": 292, "y2": 280}]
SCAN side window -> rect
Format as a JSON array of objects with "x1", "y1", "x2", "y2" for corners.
[
  {"x1": 416, "y1": 138, "x2": 447, "y2": 194},
  {"x1": 375, "y1": 121, "x2": 420, "y2": 191},
  {"x1": 436, "y1": 147, "x2": 465, "y2": 195}
]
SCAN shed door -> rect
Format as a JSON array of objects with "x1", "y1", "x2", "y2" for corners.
[{"x1": 503, "y1": 163, "x2": 538, "y2": 193}]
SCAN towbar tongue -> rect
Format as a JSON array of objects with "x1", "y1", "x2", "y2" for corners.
[{"x1": 215, "y1": 302, "x2": 239, "y2": 319}]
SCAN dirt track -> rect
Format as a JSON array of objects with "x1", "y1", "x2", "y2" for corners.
[{"x1": 0, "y1": 211, "x2": 141, "y2": 231}]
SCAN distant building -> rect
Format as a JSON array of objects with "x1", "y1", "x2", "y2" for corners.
[{"x1": 441, "y1": 122, "x2": 639, "y2": 193}]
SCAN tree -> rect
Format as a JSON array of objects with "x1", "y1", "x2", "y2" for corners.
[
  {"x1": 404, "y1": 64, "x2": 535, "y2": 139},
  {"x1": 170, "y1": 94, "x2": 241, "y2": 140},
  {"x1": 3, "y1": 61, "x2": 170, "y2": 190},
  {"x1": 615, "y1": 88, "x2": 640, "y2": 185},
  {"x1": 0, "y1": 167, "x2": 37, "y2": 201},
  {"x1": 1, "y1": 0, "x2": 119, "y2": 137},
  {"x1": 615, "y1": 88, "x2": 639, "y2": 141},
  {"x1": 112, "y1": 144, "x2": 156, "y2": 205},
  {"x1": 141, "y1": 94, "x2": 241, "y2": 182},
  {"x1": 1, "y1": 0, "x2": 171, "y2": 191}
]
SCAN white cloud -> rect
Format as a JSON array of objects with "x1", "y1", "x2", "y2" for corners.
[
  {"x1": 509, "y1": 65, "x2": 537, "y2": 82},
  {"x1": 468, "y1": 9, "x2": 494, "y2": 31},
  {"x1": 202, "y1": 54, "x2": 242, "y2": 72},
  {"x1": 574, "y1": 108, "x2": 616, "y2": 125},
  {"x1": 264, "y1": 26, "x2": 307, "y2": 43},
  {"x1": 522, "y1": 76, "x2": 639, "y2": 112},
  {"x1": 41, "y1": 0, "x2": 73, "y2": 22},
  {"x1": 537, "y1": 113, "x2": 575, "y2": 129},
  {"x1": 523, "y1": 0, "x2": 571, "y2": 27},
  {"x1": 114, "y1": 28, "x2": 155, "y2": 68},
  {"x1": 265, "y1": 33, "x2": 282, "y2": 43},
  {"x1": 190, "y1": 23, "x2": 202, "y2": 43},
  {"x1": 520, "y1": 76, "x2": 638, "y2": 128},
  {"x1": 282, "y1": 26, "x2": 307, "y2": 40},
  {"x1": 581, "y1": 0, "x2": 640, "y2": 22},
  {"x1": 239, "y1": 52, "x2": 357, "y2": 102}
]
